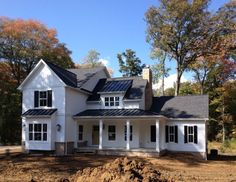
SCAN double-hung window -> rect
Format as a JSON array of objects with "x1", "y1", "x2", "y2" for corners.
[
  {"x1": 34, "y1": 90, "x2": 52, "y2": 107},
  {"x1": 29, "y1": 123, "x2": 47, "y2": 141},
  {"x1": 184, "y1": 125, "x2": 198, "y2": 144},
  {"x1": 124, "y1": 125, "x2": 133, "y2": 141},
  {"x1": 165, "y1": 125, "x2": 178, "y2": 143},
  {"x1": 108, "y1": 125, "x2": 116, "y2": 140},
  {"x1": 104, "y1": 97, "x2": 120, "y2": 107}
]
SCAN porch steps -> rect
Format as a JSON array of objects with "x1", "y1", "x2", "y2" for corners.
[{"x1": 75, "y1": 148, "x2": 97, "y2": 154}]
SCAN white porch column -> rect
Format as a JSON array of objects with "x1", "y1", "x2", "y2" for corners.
[
  {"x1": 126, "y1": 120, "x2": 130, "y2": 150},
  {"x1": 156, "y1": 119, "x2": 160, "y2": 152},
  {"x1": 99, "y1": 119, "x2": 103, "y2": 149}
]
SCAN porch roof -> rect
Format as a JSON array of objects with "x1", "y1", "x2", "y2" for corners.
[
  {"x1": 22, "y1": 109, "x2": 57, "y2": 117},
  {"x1": 74, "y1": 109, "x2": 162, "y2": 118}
]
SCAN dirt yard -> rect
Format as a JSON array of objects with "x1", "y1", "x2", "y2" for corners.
[{"x1": 0, "y1": 153, "x2": 236, "y2": 182}]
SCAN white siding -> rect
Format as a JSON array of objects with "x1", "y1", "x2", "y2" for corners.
[{"x1": 165, "y1": 120, "x2": 206, "y2": 153}]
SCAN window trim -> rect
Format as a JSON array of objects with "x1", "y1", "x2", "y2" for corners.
[
  {"x1": 108, "y1": 125, "x2": 116, "y2": 141},
  {"x1": 104, "y1": 96, "x2": 120, "y2": 107},
  {"x1": 39, "y1": 91, "x2": 48, "y2": 107},
  {"x1": 28, "y1": 123, "x2": 47, "y2": 142}
]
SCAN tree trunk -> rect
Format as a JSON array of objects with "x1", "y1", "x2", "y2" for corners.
[
  {"x1": 161, "y1": 72, "x2": 165, "y2": 96},
  {"x1": 175, "y1": 67, "x2": 181, "y2": 96},
  {"x1": 222, "y1": 122, "x2": 225, "y2": 143},
  {"x1": 200, "y1": 83, "x2": 204, "y2": 95}
]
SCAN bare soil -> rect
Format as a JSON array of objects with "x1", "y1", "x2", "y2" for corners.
[{"x1": 0, "y1": 153, "x2": 236, "y2": 182}]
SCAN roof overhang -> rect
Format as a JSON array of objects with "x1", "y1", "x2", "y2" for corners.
[
  {"x1": 169, "y1": 118, "x2": 209, "y2": 121},
  {"x1": 73, "y1": 115, "x2": 167, "y2": 120}
]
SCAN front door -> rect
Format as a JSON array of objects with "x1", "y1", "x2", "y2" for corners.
[{"x1": 92, "y1": 125, "x2": 99, "y2": 145}]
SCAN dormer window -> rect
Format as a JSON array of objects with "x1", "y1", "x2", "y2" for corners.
[
  {"x1": 104, "y1": 97, "x2": 120, "y2": 107},
  {"x1": 34, "y1": 90, "x2": 52, "y2": 108}
]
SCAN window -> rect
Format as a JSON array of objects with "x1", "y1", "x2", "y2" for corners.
[
  {"x1": 78, "y1": 125, "x2": 83, "y2": 141},
  {"x1": 34, "y1": 90, "x2": 52, "y2": 107},
  {"x1": 165, "y1": 125, "x2": 178, "y2": 143},
  {"x1": 28, "y1": 123, "x2": 47, "y2": 141},
  {"x1": 150, "y1": 125, "x2": 156, "y2": 142},
  {"x1": 39, "y1": 91, "x2": 47, "y2": 106},
  {"x1": 124, "y1": 125, "x2": 133, "y2": 141},
  {"x1": 184, "y1": 125, "x2": 198, "y2": 144},
  {"x1": 104, "y1": 97, "x2": 120, "y2": 107},
  {"x1": 108, "y1": 125, "x2": 116, "y2": 140}
]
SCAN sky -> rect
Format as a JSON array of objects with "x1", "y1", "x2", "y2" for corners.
[{"x1": 0, "y1": 0, "x2": 230, "y2": 87}]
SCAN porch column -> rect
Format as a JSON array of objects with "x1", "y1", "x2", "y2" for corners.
[
  {"x1": 156, "y1": 119, "x2": 160, "y2": 152},
  {"x1": 126, "y1": 120, "x2": 130, "y2": 150},
  {"x1": 99, "y1": 119, "x2": 103, "y2": 149}
]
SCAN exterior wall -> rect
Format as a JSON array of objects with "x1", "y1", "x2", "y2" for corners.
[
  {"x1": 139, "y1": 120, "x2": 156, "y2": 149},
  {"x1": 165, "y1": 120, "x2": 206, "y2": 153},
  {"x1": 23, "y1": 116, "x2": 55, "y2": 151}
]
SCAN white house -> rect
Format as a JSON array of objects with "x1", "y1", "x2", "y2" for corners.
[{"x1": 18, "y1": 59, "x2": 208, "y2": 158}]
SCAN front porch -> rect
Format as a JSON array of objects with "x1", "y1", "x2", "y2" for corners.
[{"x1": 73, "y1": 111, "x2": 168, "y2": 156}]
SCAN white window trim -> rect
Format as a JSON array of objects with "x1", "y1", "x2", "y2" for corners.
[
  {"x1": 104, "y1": 96, "x2": 120, "y2": 107},
  {"x1": 39, "y1": 91, "x2": 48, "y2": 108},
  {"x1": 187, "y1": 126, "x2": 194, "y2": 143},
  {"x1": 28, "y1": 123, "x2": 47, "y2": 142},
  {"x1": 169, "y1": 126, "x2": 175, "y2": 143}
]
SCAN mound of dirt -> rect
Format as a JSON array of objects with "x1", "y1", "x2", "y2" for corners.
[{"x1": 72, "y1": 157, "x2": 170, "y2": 182}]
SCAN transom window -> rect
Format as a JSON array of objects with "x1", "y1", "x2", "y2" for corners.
[
  {"x1": 105, "y1": 97, "x2": 119, "y2": 107},
  {"x1": 124, "y1": 125, "x2": 133, "y2": 141},
  {"x1": 108, "y1": 125, "x2": 116, "y2": 140},
  {"x1": 78, "y1": 125, "x2": 83, "y2": 141},
  {"x1": 29, "y1": 123, "x2": 47, "y2": 141}
]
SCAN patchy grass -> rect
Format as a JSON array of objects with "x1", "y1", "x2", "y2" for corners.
[{"x1": 208, "y1": 139, "x2": 236, "y2": 154}]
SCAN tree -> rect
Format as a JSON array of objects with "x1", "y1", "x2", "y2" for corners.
[
  {"x1": 0, "y1": 18, "x2": 74, "y2": 84},
  {"x1": 82, "y1": 49, "x2": 102, "y2": 68},
  {"x1": 118, "y1": 49, "x2": 145, "y2": 77},
  {"x1": 146, "y1": 0, "x2": 210, "y2": 96},
  {"x1": 151, "y1": 48, "x2": 170, "y2": 96},
  {"x1": 0, "y1": 62, "x2": 21, "y2": 144}
]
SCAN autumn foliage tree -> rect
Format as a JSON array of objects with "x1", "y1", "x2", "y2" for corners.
[{"x1": 0, "y1": 18, "x2": 74, "y2": 84}]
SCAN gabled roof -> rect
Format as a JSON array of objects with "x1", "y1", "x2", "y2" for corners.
[
  {"x1": 22, "y1": 109, "x2": 57, "y2": 117},
  {"x1": 46, "y1": 61, "x2": 77, "y2": 87},
  {"x1": 87, "y1": 77, "x2": 147, "y2": 101},
  {"x1": 150, "y1": 95, "x2": 209, "y2": 119},
  {"x1": 74, "y1": 109, "x2": 159, "y2": 118}
]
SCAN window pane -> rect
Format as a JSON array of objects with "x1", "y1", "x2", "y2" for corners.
[
  {"x1": 150, "y1": 125, "x2": 156, "y2": 142},
  {"x1": 115, "y1": 101, "x2": 119, "y2": 106},
  {"x1": 105, "y1": 97, "x2": 109, "y2": 101},
  {"x1": 189, "y1": 135, "x2": 194, "y2": 143},
  {"x1": 108, "y1": 125, "x2": 115, "y2": 132},
  {"x1": 170, "y1": 134, "x2": 174, "y2": 142},
  {"x1": 29, "y1": 133, "x2": 33, "y2": 140},
  {"x1": 29, "y1": 124, "x2": 33, "y2": 132},
  {"x1": 43, "y1": 133, "x2": 47, "y2": 141},
  {"x1": 43, "y1": 124, "x2": 47, "y2": 132},
  {"x1": 34, "y1": 133, "x2": 41, "y2": 141},
  {"x1": 79, "y1": 125, "x2": 83, "y2": 132},
  {"x1": 34, "y1": 124, "x2": 42, "y2": 132},
  {"x1": 79, "y1": 133, "x2": 83, "y2": 140},
  {"x1": 188, "y1": 126, "x2": 193, "y2": 134},
  {"x1": 115, "y1": 97, "x2": 119, "y2": 101},
  {"x1": 110, "y1": 97, "x2": 114, "y2": 101},
  {"x1": 40, "y1": 91, "x2": 47, "y2": 98},
  {"x1": 105, "y1": 102, "x2": 109, "y2": 106}
]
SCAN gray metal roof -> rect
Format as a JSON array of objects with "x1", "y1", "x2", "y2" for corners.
[
  {"x1": 22, "y1": 109, "x2": 57, "y2": 117},
  {"x1": 150, "y1": 95, "x2": 209, "y2": 119},
  {"x1": 74, "y1": 109, "x2": 159, "y2": 117}
]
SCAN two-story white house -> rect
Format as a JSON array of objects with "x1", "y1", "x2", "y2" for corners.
[{"x1": 18, "y1": 60, "x2": 208, "y2": 158}]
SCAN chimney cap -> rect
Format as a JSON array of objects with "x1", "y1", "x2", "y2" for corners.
[{"x1": 145, "y1": 65, "x2": 150, "y2": 68}]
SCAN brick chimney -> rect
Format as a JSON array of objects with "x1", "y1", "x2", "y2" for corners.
[{"x1": 142, "y1": 66, "x2": 153, "y2": 110}]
